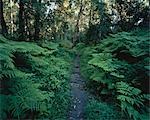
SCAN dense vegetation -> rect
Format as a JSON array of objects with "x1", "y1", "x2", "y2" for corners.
[
  {"x1": 78, "y1": 29, "x2": 150, "y2": 120},
  {"x1": 0, "y1": 0, "x2": 149, "y2": 120},
  {"x1": 0, "y1": 35, "x2": 74, "y2": 119}
]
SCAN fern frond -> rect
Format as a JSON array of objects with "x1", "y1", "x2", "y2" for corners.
[{"x1": 88, "y1": 53, "x2": 116, "y2": 72}]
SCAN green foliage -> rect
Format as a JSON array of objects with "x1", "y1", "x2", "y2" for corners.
[
  {"x1": 0, "y1": 36, "x2": 73, "y2": 119},
  {"x1": 116, "y1": 81, "x2": 149, "y2": 120},
  {"x1": 85, "y1": 0, "x2": 111, "y2": 43},
  {"x1": 88, "y1": 53, "x2": 116, "y2": 72},
  {"x1": 85, "y1": 99, "x2": 123, "y2": 120},
  {"x1": 79, "y1": 29, "x2": 150, "y2": 120}
]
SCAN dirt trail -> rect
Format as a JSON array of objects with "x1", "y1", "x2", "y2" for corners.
[{"x1": 68, "y1": 55, "x2": 88, "y2": 120}]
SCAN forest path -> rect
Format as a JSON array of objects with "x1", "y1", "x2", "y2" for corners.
[{"x1": 68, "y1": 55, "x2": 88, "y2": 120}]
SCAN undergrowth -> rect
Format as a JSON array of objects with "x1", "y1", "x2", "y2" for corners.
[
  {"x1": 85, "y1": 99, "x2": 123, "y2": 120},
  {"x1": 77, "y1": 29, "x2": 150, "y2": 120},
  {"x1": 0, "y1": 35, "x2": 74, "y2": 120}
]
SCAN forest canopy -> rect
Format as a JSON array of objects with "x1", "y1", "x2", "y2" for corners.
[{"x1": 1, "y1": 0, "x2": 149, "y2": 41}]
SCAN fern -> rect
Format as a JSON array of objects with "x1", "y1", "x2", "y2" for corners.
[
  {"x1": 0, "y1": 94, "x2": 8, "y2": 120},
  {"x1": 79, "y1": 29, "x2": 150, "y2": 120},
  {"x1": 88, "y1": 53, "x2": 116, "y2": 72},
  {"x1": 116, "y1": 81, "x2": 148, "y2": 120},
  {"x1": 0, "y1": 35, "x2": 73, "y2": 119},
  {"x1": 85, "y1": 99, "x2": 124, "y2": 120}
]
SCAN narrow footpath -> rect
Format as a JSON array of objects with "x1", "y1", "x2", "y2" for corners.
[{"x1": 68, "y1": 55, "x2": 88, "y2": 120}]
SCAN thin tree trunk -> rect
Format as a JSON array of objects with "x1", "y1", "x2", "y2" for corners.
[
  {"x1": 18, "y1": 0, "x2": 25, "y2": 41},
  {"x1": 25, "y1": 15, "x2": 31, "y2": 41},
  {"x1": 0, "y1": 0, "x2": 8, "y2": 35},
  {"x1": 89, "y1": 9, "x2": 92, "y2": 27},
  {"x1": 89, "y1": 2, "x2": 92, "y2": 27},
  {"x1": 34, "y1": 13, "x2": 40, "y2": 41},
  {"x1": 10, "y1": 0, "x2": 14, "y2": 35}
]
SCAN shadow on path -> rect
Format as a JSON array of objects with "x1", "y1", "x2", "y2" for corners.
[{"x1": 68, "y1": 55, "x2": 88, "y2": 120}]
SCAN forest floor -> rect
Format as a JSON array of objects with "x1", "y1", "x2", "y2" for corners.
[{"x1": 68, "y1": 55, "x2": 89, "y2": 120}]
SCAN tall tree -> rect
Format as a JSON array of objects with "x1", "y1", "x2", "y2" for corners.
[
  {"x1": 18, "y1": 0, "x2": 25, "y2": 40},
  {"x1": 0, "y1": 0, "x2": 8, "y2": 35},
  {"x1": 73, "y1": 0, "x2": 83, "y2": 46},
  {"x1": 33, "y1": 0, "x2": 41, "y2": 41}
]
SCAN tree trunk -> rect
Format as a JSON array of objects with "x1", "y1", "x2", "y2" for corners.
[
  {"x1": 18, "y1": 0, "x2": 25, "y2": 41},
  {"x1": 25, "y1": 15, "x2": 32, "y2": 41},
  {"x1": 89, "y1": 9, "x2": 92, "y2": 26},
  {"x1": 73, "y1": 0, "x2": 83, "y2": 46},
  {"x1": 0, "y1": 0, "x2": 8, "y2": 35},
  {"x1": 10, "y1": 0, "x2": 14, "y2": 35},
  {"x1": 34, "y1": 0, "x2": 41, "y2": 41}
]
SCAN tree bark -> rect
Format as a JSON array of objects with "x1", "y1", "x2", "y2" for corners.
[
  {"x1": 0, "y1": 0, "x2": 8, "y2": 35},
  {"x1": 89, "y1": 2, "x2": 92, "y2": 27},
  {"x1": 18, "y1": 0, "x2": 25, "y2": 41},
  {"x1": 25, "y1": 14, "x2": 32, "y2": 41},
  {"x1": 34, "y1": 0, "x2": 41, "y2": 41},
  {"x1": 73, "y1": 0, "x2": 83, "y2": 46},
  {"x1": 10, "y1": 0, "x2": 14, "y2": 35}
]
